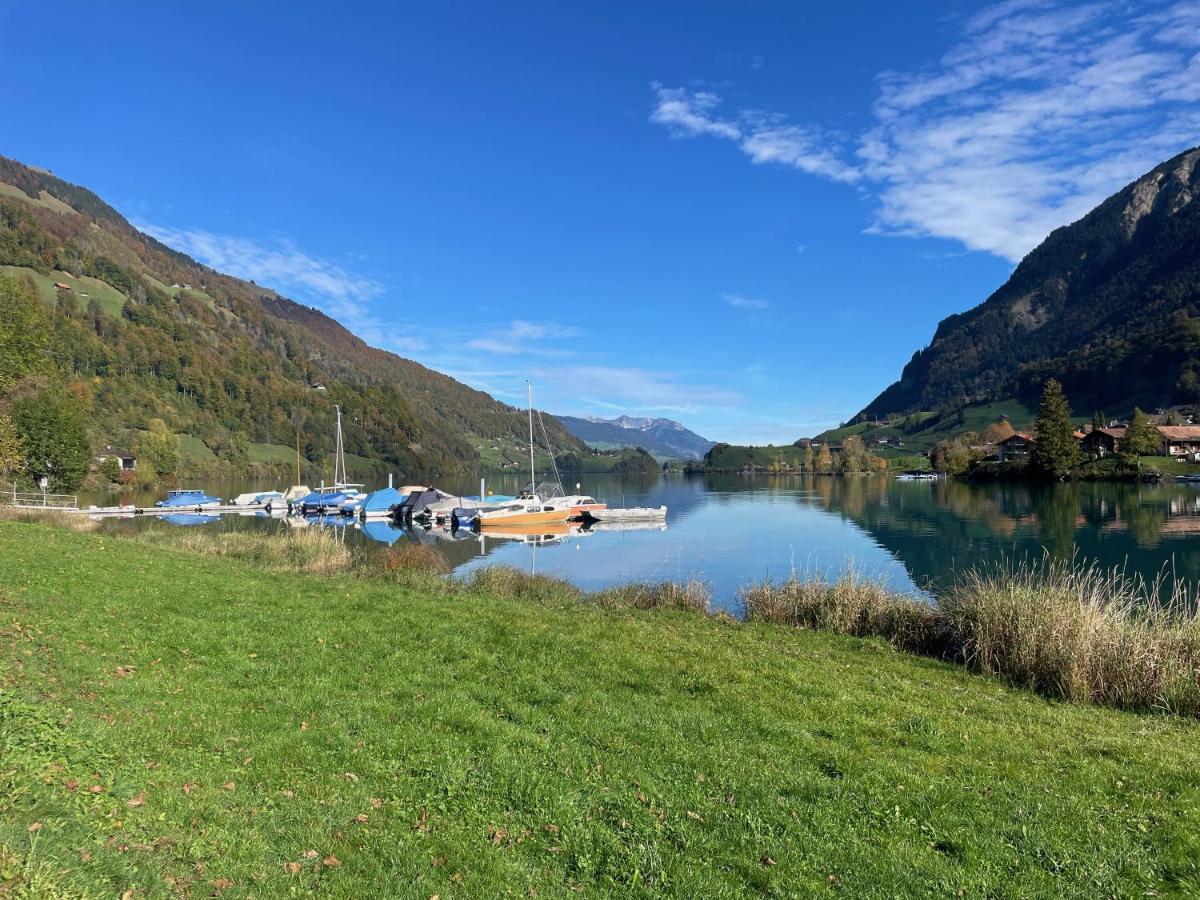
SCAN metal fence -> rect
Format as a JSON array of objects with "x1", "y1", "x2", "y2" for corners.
[{"x1": 3, "y1": 482, "x2": 79, "y2": 510}]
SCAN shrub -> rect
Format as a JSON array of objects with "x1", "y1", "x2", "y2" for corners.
[{"x1": 591, "y1": 580, "x2": 711, "y2": 614}]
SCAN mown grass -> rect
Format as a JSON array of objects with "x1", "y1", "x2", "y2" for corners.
[{"x1": 1, "y1": 521, "x2": 1199, "y2": 896}]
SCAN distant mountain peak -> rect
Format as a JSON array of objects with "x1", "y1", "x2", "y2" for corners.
[{"x1": 556, "y1": 414, "x2": 714, "y2": 460}]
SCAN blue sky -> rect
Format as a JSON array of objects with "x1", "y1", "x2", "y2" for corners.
[{"x1": 2, "y1": 1, "x2": 1198, "y2": 443}]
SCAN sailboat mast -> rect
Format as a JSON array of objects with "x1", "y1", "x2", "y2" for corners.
[
  {"x1": 333, "y1": 404, "x2": 345, "y2": 486},
  {"x1": 527, "y1": 381, "x2": 535, "y2": 492}
]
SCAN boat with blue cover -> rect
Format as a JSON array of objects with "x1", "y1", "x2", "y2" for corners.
[{"x1": 155, "y1": 489, "x2": 221, "y2": 509}]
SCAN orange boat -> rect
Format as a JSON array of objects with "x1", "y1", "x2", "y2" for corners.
[{"x1": 478, "y1": 500, "x2": 574, "y2": 528}]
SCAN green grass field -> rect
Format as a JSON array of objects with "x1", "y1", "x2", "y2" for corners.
[
  {"x1": 1, "y1": 521, "x2": 1199, "y2": 897},
  {"x1": 0, "y1": 264, "x2": 128, "y2": 317}
]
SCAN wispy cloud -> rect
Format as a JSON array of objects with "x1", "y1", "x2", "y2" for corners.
[
  {"x1": 463, "y1": 319, "x2": 580, "y2": 356},
  {"x1": 651, "y1": 0, "x2": 1200, "y2": 262},
  {"x1": 136, "y1": 222, "x2": 426, "y2": 353},
  {"x1": 650, "y1": 84, "x2": 862, "y2": 183},
  {"x1": 545, "y1": 364, "x2": 743, "y2": 415},
  {"x1": 722, "y1": 292, "x2": 769, "y2": 310}
]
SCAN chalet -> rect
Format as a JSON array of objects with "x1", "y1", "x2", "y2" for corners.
[
  {"x1": 1081, "y1": 426, "x2": 1126, "y2": 457},
  {"x1": 996, "y1": 432, "x2": 1035, "y2": 462},
  {"x1": 53, "y1": 281, "x2": 72, "y2": 291},
  {"x1": 1157, "y1": 426, "x2": 1200, "y2": 461},
  {"x1": 95, "y1": 445, "x2": 136, "y2": 471}
]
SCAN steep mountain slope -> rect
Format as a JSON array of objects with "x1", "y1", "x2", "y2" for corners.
[
  {"x1": 0, "y1": 155, "x2": 583, "y2": 478},
  {"x1": 554, "y1": 414, "x2": 714, "y2": 460},
  {"x1": 860, "y1": 147, "x2": 1200, "y2": 420}
]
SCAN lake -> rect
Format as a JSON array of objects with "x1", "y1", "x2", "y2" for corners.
[{"x1": 87, "y1": 474, "x2": 1200, "y2": 613}]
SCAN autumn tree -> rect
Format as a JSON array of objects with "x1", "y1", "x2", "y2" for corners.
[
  {"x1": 1032, "y1": 378, "x2": 1079, "y2": 478},
  {"x1": 0, "y1": 413, "x2": 23, "y2": 481},
  {"x1": 0, "y1": 274, "x2": 53, "y2": 392},
  {"x1": 1124, "y1": 407, "x2": 1162, "y2": 458},
  {"x1": 803, "y1": 443, "x2": 814, "y2": 472},
  {"x1": 816, "y1": 443, "x2": 833, "y2": 474},
  {"x1": 135, "y1": 418, "x2": 179, "y2": 476},
  {"x1": 980, "y1": 419, "x2": 1015, "y2": 446},
  {"x1": 839, "y1": 435, "x2": 868, "y2": 473}
]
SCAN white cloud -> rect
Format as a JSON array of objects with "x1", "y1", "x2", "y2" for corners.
[
  {"x1": 650, "y1": 0, "x2": 1200, "y2": 262},
  {"x1": 535, "y1": 364, "x2": 743, "y2": 415},
  {"x1": 722, "y1": 292, "x2": 769, "y2": 310},
  {"x1": 649, "y1": 84, "x2": 861, "y2": 183},
  {"x1": 463, "y1": 320, "x2": 580, "y2": 356},
  {"x1": 136, "y1": 222, "x2": 427, "y2": 354}
]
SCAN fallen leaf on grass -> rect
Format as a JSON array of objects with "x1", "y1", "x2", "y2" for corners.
[
  {"x1": 300, "y1": 721, "x2": 310, "y2": 732},
  {"x1": 370, "y1": 797, "x2": 382, "y2": 809},
  {"x1": 88, "y1": 784, "x2": 105, "y2": 794},
  {"x1": 283, "y1": 862, "x2": 301, "y2": 875},
  {"x1": 323, "y1": 856, "x2": 341, "y2": 867},
  {"x1": 343, "y1": 772, "x2": 359, "y2": 782},
  {"x1": 761, "y1": 854, "x2": 776, "y2": 867},
  {"x1": 65, "y1": 778, "x2": 78, "y2": 791},
  {"x1": 183, "y1": 782, "x2": 197, "y2": 795},
  {"x1": 353, "y1": 814, "x2": 369, "y2": 825},
  {"x1": 114, "y1": 665, "x2": 136, "y2": 677},
  {"x1": 127, "y1": 792, "x2": 146, "y2": 808},
  {"x1": 686, "y1": 811, "x2": 704, "y2": 823},
  {"x1": 222, "y1": 782, "x2": 236, "y2": 791},
  {"x1": 543, "y1": 824, "x2": 559, "y2": 834},
  {"x1": 210, "y1": 878, "x2": 234, "y2": 890},
  {"x1": 303, "y1": 850, "x2": 319, "y2": 860},
  {"x1": 280, "y1": 789, "x2": 295, "y2": 798},
  {"x1": 28, "y1": 822, "x2": 43, "y2": 832},
  {"x1": 488, "y1": 826, "x2": 508, "y2": 845},
  {"x1": 412, "y1": 808, "x2": 430, "y2": 832}
]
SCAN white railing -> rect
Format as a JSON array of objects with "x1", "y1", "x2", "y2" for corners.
[{"x1": 4, "y1": 482, "x2": 79, "y2": 509}]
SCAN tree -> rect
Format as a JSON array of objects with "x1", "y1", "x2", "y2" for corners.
[
  {"x1": 803, "y1": 443, "x2": 814, "y2": 473},
  {"x1": 981, "y1": 419, "x2": 1015, "y2": 446},
  {"x1": 0, "y1": 274, "x2": 54, "y2": 392},
  {"x1": 1031, "y1": 378, "x2": 1079, "y2": 478},
  {"x1": 0, "y1": 413, "x2": 24, "y2": 481},
  {"x1": 134, "y1": 418, "x2": 179, "y2": 476},
  {"x1": 1124, "y1": 407, "x2": 1161, "y2": 458},
  {"x1": 11, "y1": 391, "x2": 91, "y2": 492},
  {"x1": 816, "y1": 443, "x2": 833, "y2": 474},
  {"x1": 1092, "y1": 410, "x2": 1106, "y2": 431},
  {"x1": 839, "y1": 435, "x2": 868, "y2": 473}
]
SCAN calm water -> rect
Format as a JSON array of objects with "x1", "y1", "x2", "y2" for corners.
[{"x1": 88, "y1": 474, "x2": 1200, "y2": 613}]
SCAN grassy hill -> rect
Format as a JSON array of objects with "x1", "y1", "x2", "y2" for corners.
[{"x1": 0, "y1": 155, "x2": 584, "y2": 481}]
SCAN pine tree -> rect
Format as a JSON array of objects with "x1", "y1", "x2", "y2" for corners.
[
  {"x1": 1092, "y1": 410, "x2": 1106, "y2": 430},
  {"x1": 1032, "y1": 379, "x2": 1079, "y2": 478}
]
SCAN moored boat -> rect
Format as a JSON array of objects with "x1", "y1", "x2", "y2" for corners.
[{"x1": 155, "y1": 489, "x2": 221, "y2": 509}]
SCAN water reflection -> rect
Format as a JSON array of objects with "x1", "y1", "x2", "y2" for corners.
[{"x1": 93, "y1": 473, "x2": 1200, "y2": 610}]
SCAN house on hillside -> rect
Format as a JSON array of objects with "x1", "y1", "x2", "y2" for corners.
[
  {"x1": 95, "y1": 446, "x2": 137, "y2": 472},
  {"x1": 996, "y1": 432, "x2": 1036, "y2": 462},
  {"x1": 1082, "y1": 426, "x2": 1127, "y2": 457},
  {"x1": 1157, "y1": 426, "x2": 1200, "y2": 461},
  {"x1": 53, "y1": 281, "x2": 72, "y2": 291}
]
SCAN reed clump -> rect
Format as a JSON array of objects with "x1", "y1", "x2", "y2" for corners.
[
  {"x1": 459, "y1": 566, "x2": 583, "y2": 605},
  {"x1": 0, "y1": 507, "x2": 99, "y2": 532},
  {"x1": 941, "y1": 560, "x2": 1200, "y2": 716},
  {"x1": 742, "y1": 574, "x2": 948, "y2": 655},
  {"x1": 591, "y1": 580, "x2": 711, "y2": 614},
  {"x1": 134, "y1": 527, "x2": 353, "y2": 575}
]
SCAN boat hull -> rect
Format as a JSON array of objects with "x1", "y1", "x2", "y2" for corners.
[{"x1": 479, "y1": 507, "x2": 573, "y2": 527}]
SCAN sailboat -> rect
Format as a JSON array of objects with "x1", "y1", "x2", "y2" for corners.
[
  {"x1": 297, "y1": 405, "x2": 364, "y2": 513},
  {"x1": 474, "y1": 383, "x2": 597, "y2": 529}
]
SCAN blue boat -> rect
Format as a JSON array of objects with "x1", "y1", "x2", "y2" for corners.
[
  {"x1": 156, "y1": 489, "x2": 221, "y2": 508},
  {"x1": 358, "y1": 486, "x2": 408, "y2": 518}
]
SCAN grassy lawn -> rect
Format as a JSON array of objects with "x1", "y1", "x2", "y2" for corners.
[{"x1": 1, "y1": 521, "x2": 1199, "y2": 896}]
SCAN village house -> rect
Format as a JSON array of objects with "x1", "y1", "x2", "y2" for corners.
[
  {"x1": 1081, "y1": 426, "x2": 1127, "y2": 457},
  {"x1": 95, "y1": 445, "x2": 137, "y2": 472},
  {"x1": 996, "y1": 432, "x2": 1036, "y2": 462},
  {"x1": 1156, "y1": 426, "x2": 1200, "y2": 462}
]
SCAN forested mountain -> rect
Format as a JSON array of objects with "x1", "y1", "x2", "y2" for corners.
[
  {"x1": 860, "y1": 147, "x2": 1200, "y2": 421},
  {"x1": 554, "y1": 414, "x2": 714, "y2": 460},
  {"x1": 0, "y1": 155, "x2": 583, "y2": 483}
]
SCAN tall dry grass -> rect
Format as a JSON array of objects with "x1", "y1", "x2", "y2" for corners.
[
  {"x1": 942, "y1": 560, "x2": 1200, "y2": 715},
  {"x1": 134, "y1": 527, "x2": 353, "y2": 575},
  {"x1": 591, "y1": 580, "x2": 711, "y2": 614},
  {"x1": 741, "y1": 573, "x2": 948, "y2": 655},
  {"x1": 0, "y1": 506, "x2": 99, "y2": 532}
]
